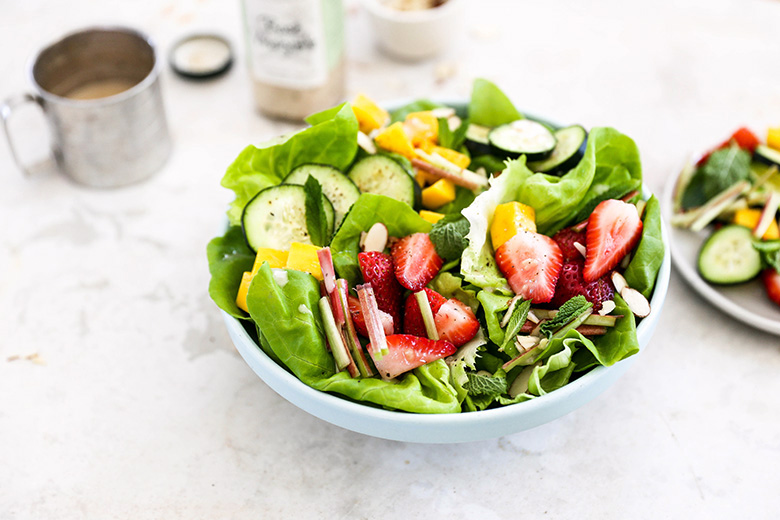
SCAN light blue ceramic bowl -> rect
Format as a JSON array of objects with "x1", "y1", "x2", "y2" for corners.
[{"x1": 221, "y1": 187, "x2": 671, "y2": 444}]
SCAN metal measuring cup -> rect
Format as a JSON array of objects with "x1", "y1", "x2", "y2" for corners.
[{"x1": 1, "y1": 26, "x2": 172, "y2": 188}]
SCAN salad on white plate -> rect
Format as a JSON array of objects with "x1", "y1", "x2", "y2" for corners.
[
  {"x1": 207, "y1": 79, "x2": 665, "y2": 413},
  {"x1": 668, "y1": 126, "x2": 780, "y2": 335}
]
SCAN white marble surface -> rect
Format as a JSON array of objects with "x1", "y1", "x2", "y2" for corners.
[{"x1": 2, "y1": 0, "x2": 780, "y2": 517}]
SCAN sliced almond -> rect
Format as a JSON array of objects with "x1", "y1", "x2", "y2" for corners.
[
  {"x1": 611, "y1": 271, "x2": 628, "y2": 294},
  {"x1": 357, "y1": 131, "x2": 377, "y2": 154},
  {"x1": 621, "y1": 287, "x2": 651, "y2": 318},
  {"x1": 447, "y1": 115, "x2": 462, "y2": 131},
  {"x1": 573, "y1": 241, "x2": 587, "y2": 259},
  {"x1": 359, "y1": 231, "x2": 368, "y2": 250},
  {"x1": 598, "y1": 300, "x2": 616, "y2": 316},
  {"x1": 430, "y1": 107, "x2": 456, "y2": 119},
  {"x1": 526, "y1": 310, "x2": 540, "y2": 324},
  {"x1": 362, "y1": 223, "x2": 388, "y2": 252},
  {"x1": 515, "y1": 335, "x2": 540, "y2": 353}
]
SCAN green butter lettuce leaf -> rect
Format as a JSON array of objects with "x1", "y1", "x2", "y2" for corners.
[
  {"x1": 428, "y1": 272, "x2": 479, "y2": 313},
  {"x1": 469, "y1": 78, "x2": 522, "y2": 127},
  {"x1": 583, "y1": 294, "x2": 639, "y2": 366},
  {"x1": 248, "y1": 263, "x2": 460, "y2": 413},
  {"x1": 429, "y1": 213, "x2": 470, "y2": 261},
  {"x1": 571, "y1": 177, "x2": 641, "y2": 224},
  {"x1": 221, "y1": 103, "x2": 358, "y2": 224},
  {"x1": 476, "y1": 291, "x2": 512, "y2": 346},
  {"x1": 389, "y1": 99, "x2": 444, "y2": 123},
  {"x1": 624, "y1": 195, "x2": 664, "y2": 298},
  {"x1": 207, "y1": 226, "x2": 255, "y2": 319},
  {"x1": 329, "y1": 193, "x2": 431, "y2": 285},
  {"x1": 461, "y1": 157, "x2": 529, "y2": 293},
  {"x1": 527, "y1": 338, "x2": 576, "y2": 396}
]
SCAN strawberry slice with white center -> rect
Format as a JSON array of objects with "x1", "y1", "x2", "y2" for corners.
[
  {"x1": 371, "y1": 334, "x2": 457, "y2": 379},
  {"x1": 403, "y1": 288, "x2": 447, "y2": 337},
  {"x1": 583, "y1": 199, "x2": 643, "y2": 283},
  {"x1": 434, "y1": 299, "x2": 480, "y2": 347},
  {"x1": 495, "y1": 230, "x2": 563, "y2": 303},
  {"x1": 762, "y1": 268, "x2": 780, "y2": 307},
  {"x1": 358, "y1": 251, "x2": 403, "y2": 332},
  {"x1": 391, "y1": 233, "x2": 444, "y2": 292}
]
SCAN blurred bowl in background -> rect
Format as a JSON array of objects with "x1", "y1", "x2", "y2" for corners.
[{"x1": 362, "y1": 0, "x2": 463, "y2": 61}]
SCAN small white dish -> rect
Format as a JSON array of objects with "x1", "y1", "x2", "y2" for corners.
[
  {"x1": 662, "y1": 165, "x2": 780, "y2": 336},
  {"x1": 361, "y1": 0, "x2": 463, "y2": 61}
]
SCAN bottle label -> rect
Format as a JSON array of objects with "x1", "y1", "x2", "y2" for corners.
[{"x1": 244, "y1": 0, "x2": 329, "y2": 89}]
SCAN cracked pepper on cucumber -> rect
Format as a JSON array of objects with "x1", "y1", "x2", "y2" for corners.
[{"x1": 207, "y1": 79, "x2": 664, "y2": 413}]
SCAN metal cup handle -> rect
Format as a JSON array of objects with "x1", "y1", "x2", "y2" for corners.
[{"x1": 1, "y1": 93, "x2": 47, "y2": 177}]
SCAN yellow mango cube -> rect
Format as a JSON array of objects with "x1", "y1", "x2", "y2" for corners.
[
  {"x1": 419, "y1": 210, "x2": 445, "y2": 224},
  {"x1": 374, "y1": 122, "x2": 416, "y2": 160},
  {"x1": 285, "y1": 242, "x2": 323, "y2": 280},
  {"x1": 733, "y1": 208, "x2": 780, "y2": 240},
  {"x1": 405, "y1": 111, "x2": 439, "y2": 146},
  {"x1": 768, "y1": 127, "x2": 780, "y2": 152},
  {"x1": 236, "y1": 271, "x2": 253, "y2": 313},
  {"x1": 421, "y1": 179, "x2": 456, "y2": 209},
  {"x1": 491, "y1": 202, "x2": 537, "y2": 249},
  {"x1": 251, "y1": 248, "x2": 289, "y2": 275},
  {"x1": 352, "y1": 94, "x2": 390, "y2": 134},
  {"x1": 432, "y1": 146, "x2": 470, "y2": 169}
]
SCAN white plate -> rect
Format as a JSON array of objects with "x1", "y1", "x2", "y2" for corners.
[{"x1": 661, "y1": 167, "x2": 780, "y2": 336}]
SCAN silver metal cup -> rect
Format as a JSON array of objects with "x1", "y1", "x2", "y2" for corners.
[{"x1": 1, "y1": 26, "x2": 171, "y2": 188}]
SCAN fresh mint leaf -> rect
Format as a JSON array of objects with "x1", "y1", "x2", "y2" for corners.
[
  {"x1": 429, "y1": 213, "x2": 470, "y2": 261},
  {"x1": 465, "y1": 371, "x2": 507, "y2": 398},
  {"x1": 500, "y1": 298, "x2": 531, "y2": 354},
  {"x1": 437, "y1": 117, "x2": 469, "y2": 150},
  {"x1": 754, "y1": 239, "x2": 780, "y2": 271},
  {"x1": 538, "y1": 296, "x2": 593, "y2": 339},
  {"x1": 304, "y1": 176, "x2": 329, "y2": 246},
  {"x1": 700, "y1": 145, "x2": 751, "y2": 201}
]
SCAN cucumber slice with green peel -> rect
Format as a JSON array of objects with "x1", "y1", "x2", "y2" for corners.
[
  {"x1": 697, "y1": 225, "x2": 762, "y2": 284},
  {"x1": 754, "y1": 144, "x2": 780, "y2": 167},
  {"x1": 241, "y1": 184, "x2": 335, "y2": 252},
  {"x1": 488, "y1": 120, "x2": 557, "y2": 160},
  {"x1": 347, "y1": 154, "x2": 420, "y2": 208},
  {"x1": 284, "y1": 163, "x2": 360, "y2": 227},
  {"x1": 527, "y1": 125, "x2": 587, "y2": 175}
]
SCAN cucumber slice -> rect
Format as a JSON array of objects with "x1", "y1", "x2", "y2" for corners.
[
  {"x1": 754, "y1": 144, "x2": 780, "y2": 167},
  {"x1": 241, "y1": 184, "x2": 335, "y2": 252},
  {"x1": 284, "y1": 163, "x2": 360, "y2": 227},
  {"x1": 464, "y1": 123, "x2": 493, "y2": 156},
  {"x1": 697, "y1": 225, "x2": 762, "y2": 284},
  {"x1": 347, "y1": 155, "x2": 419, "y2": 208},
  {"x1": 527, "y1": 125, "x2": 587, "y2": 175},
  {"x1": 488, "y1": 120, "x2": 557, "y2": 160}
]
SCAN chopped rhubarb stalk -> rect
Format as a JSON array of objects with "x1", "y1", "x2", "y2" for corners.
[
  {"x1": 672, "y1": 160, "x2": 696, "y2": 213},
  {"x1": 414, "y1": 290, "x2": 440, "y2": 341},
  {"x1": 411, "y1": 157, "x2": 488, "y2": 190},
  {"x1": 620, "y1": 190, "x2": 640, "y2": 203},
  {"x1": 336, "y1": 279, "x2": 373, "y2": 377},
  {"x1": 575, "y1": 325, "x2": 608, "y2": 336},
  {"x1": 318, "y1": 297, "x2": 358, "y2": 376},
  {"x1": 356, "y1": 283, "x2": 389, "y2": 357},
  {"x1": 317, "y1": 247, "x2": 337, "y2": 295},
  {"x1": 673, "y1": 180, "x2": 751, "y2": 231},
  {"x1": 753, "y1": 192, "x2": 780, "y2": 239}
]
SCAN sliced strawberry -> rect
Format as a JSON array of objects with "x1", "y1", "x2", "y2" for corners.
[
  {"x1": 358, "y1": 251, "x2": 403, "y2": 332},
  {"x1": 348, "y1": 295, "x2": 393, "y2": 337},
  {"x1": 551, "y1": 260, "x2": 615, "y2": 311},
  {"x1": 583, "y1": 199, "x2": 643, "y2": 283},
  {"x1": 495, "y1": 230, "x2": 563, "y2": 303},
  {"x1": 371, "y1": 334, "x2": 456, "y2": 379},
  {"x1": 762, "y1": 269, "x2": 780, "y2": 307},
  {"x1": 434, "y1": 299, "x2": 479, "y2": 347},
  {"x1": 391, "y1": 233, "x2": 444, "y2": 292},
  {"x1": 403, "y1": 288, "x2": 447, "y2": 337},
  {"x1": 552, "y1": 227, "x2": 588, "y2": 262}
]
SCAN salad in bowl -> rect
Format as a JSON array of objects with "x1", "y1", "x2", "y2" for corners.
[{"x1": 208, "y1": 79, "x2": 666, "y2": 424}]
